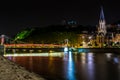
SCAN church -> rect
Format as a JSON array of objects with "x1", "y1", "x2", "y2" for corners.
[{"x1": 77, "y1": 6, "x2": 120, "y2": 48}]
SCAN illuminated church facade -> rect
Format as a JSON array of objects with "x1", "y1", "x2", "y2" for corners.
[{"x1": 77, "y1": 6, "x2": 120, "y2": 48}]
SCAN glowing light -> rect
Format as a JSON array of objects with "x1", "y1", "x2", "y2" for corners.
[
  {"x1": 87, "y1": 55, "x2": 95, "y2": 80},
  {"x1": 64, "y1": 47, "x2": 68, "y2": 52},
  {"x1": 78, "y1": 49, "x2": 88, "y2": 53},
  {"x1": 14, "y1": 29, "x2": 34, "y2": 40},
  {"x1": 87, "y1": 52, "x2": 94, "y2": 64},
  {"x1": 81, "y1": 52, "x2": 86, "y2": 56},
  {"x1": 4, "y1": 52, "x2": 64, "y2": 57},
  {"x1": 67, "y1": 51, "x2": 76, "y2": 80},
  {"x1": 82, "y1": 41, "x2": 88, "y2": 48},
  {"x1": 78, "y1": 49, "x2": 83, "y2": 53},
  {"x1": 89, "y1": 36, "x2": 92, "y2": 39},
  {"x1": 113, "y1": 57, "x2": 119, "y2": 64},
  {"x1": 4, "y1": 44, "x2": 64, "y2": 48},
  {"x1": 88, "y1": 52, "x2": 93, "y2": 57},
  {"x1": 69, "y1": 51, "x2": 72, "y2": 61},
  {"x1": 81, "y1": 52, "x2": 86, "y2": 63},
  {"x1": 105, "y1": 53, "x2": 112, "y2": 59}
]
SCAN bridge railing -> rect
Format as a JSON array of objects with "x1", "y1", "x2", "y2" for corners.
[{"x1": 4, "y1": 44, "x2": 65, "y2": 48}]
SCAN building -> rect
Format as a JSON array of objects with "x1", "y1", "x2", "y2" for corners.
[
  {"x1": 96, "y1": 6, "x2": 107, "y2": 48},
  {"x1": 77, "y1": 6, "x2": 120, "y2": 48}
]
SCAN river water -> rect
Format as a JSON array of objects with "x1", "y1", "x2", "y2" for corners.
[{"x1": 5, "y1": 51, "x2": 120, "y2": 80}]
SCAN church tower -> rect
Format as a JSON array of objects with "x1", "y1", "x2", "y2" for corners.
[
  {"x1": 97, "y1": 6, "x2": 107, "y2": 47},
  {"x1": 98, "y1": 6, "x2": 107, "y2": 36}
]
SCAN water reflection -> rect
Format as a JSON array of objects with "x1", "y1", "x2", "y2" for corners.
[
  {"x1": 29, "y1": 56, "x2": 33, "y2": 71},
  {"x1": 63, "y1": 52, "x2": 68, "y2": 61},
  {"x1": 81, "y1": 52, "x2": 86, "y2": 64},
  {"x1": 117, "y1": 56, "x2": 120, "y2": 80},
  {"x1": 105, "y1": 53, "x2": 120, "y2": 64},
  {"x1": 64, "y1": 51, "x2": 76, "y2": 80},
  {"x1": 112, "y1": 55, "x2": 120, "y2": 80},
  {"x1": 80, "y1": 52, "x2": 95, "y2": 80},
  {"x1": 105, "y1": 53, "x2": 112, "y2": 61},
  {"x1": 114, "y1": 57, "x2": 119, "y2": 64},
  {"x1": 87, "y1": 52, "x2": 95, "y2": 80},
  {"x1": 5, "y1": 51, "x2": 120, "y2": 80},
  {"x1": 87, "y1": 52, "x2": 94, "y2": 64}
]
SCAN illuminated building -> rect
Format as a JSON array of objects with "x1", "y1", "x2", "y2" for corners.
[
  {"x1": 0, "y1": 35, "x2": 10, "y2": 45},
  {"x1": 3, "y1": 6, "x2": 120, "y2": 48},
  {"x1": 98, "y1": 6, "x2": 107, "y2": 35},
  {"x1": 62, "y1": 19, "x2": 77, "y2": 28},
  {"x1": 77, "y1": 6, "x2": 115, "y2": 48},
  {"x1": 96, "y1": 6, "x2": 107, "y2": 48}
]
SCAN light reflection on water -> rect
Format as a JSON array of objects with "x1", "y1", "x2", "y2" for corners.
[
  {"x1": 67, "y1": 51, "x2": 76, "y2": 80},
  {"x1": 105, "y1": 53, "x2": 112, "y2": 61},
  {"x1": 80, "y1": 52, "x2": 95, "y2": 80},
  {"x1": 114, "y1": 57, "x2": 119, "y2": 64},
  {"x1": 87, "y1": 52, "x2": 95, "y2": 80},
  {"x1": 81, "y1": 52, "x2": 86, "y2": 64},
  {"x1": 63, "y1": 52, "x2": 95, "y2": 80},
  {"x1": 5, "y1": 51, "x2": 120, "y2": 80},
  {"x1": 29, "y1": 56, "x2": 33, "y2": 71}
]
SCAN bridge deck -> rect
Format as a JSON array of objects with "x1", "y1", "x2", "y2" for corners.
[{"x1": 4, "y1": 44, "x2": 65, "y2": 48}]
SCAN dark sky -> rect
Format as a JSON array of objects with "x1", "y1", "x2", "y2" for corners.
[{"x1": 0, "y1": 0, "x2": 120, "y2": 36}]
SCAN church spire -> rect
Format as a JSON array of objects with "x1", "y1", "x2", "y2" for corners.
[
  {"x1": 100, "y1": 6, "x2": 105, "y2": 21},
  {"x1": 98, "y1": 6, "x2": 107, "y2": 36}
]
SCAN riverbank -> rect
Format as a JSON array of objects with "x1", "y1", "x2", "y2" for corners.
[
  {"x1": 0, "y1": 55, "x2": 45, "y2": 80},
  {"x1": 77, "y1": 48, "x2": 120, "y2": 53}
]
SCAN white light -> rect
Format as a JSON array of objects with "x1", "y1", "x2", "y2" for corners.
[
  {"x1": 64, "y1": 47, "x2": 68, "y2": 52},
  {"x1": 88, "y1": 52, "x2": 93, "y2": 57},
  {"x1": 4, "y1": 52, "x2": 64, "y2": 57},
  {"x1": 87, "y1": 52, "x2": 94, "y2": 64},
  {"x1": 105, "y1": 53, "x2": 112, "y2": 59},
  {"x1": 89, "y1": 36, "x2": 92, "y2": 39},
  {"x1": 69, "y1": 51, "x2": 72, "y2": 61}
]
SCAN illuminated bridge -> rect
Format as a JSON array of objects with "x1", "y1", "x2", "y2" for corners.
[
  {"x1": 4, "y1": 44, "x2": 65, "y2": 48},
  {"x1": 3, "y1": 44, "x2": 66, "y2": 53}
]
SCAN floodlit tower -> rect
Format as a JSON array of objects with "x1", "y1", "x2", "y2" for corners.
[
  {"x1": 97, "y1": 6, "x2": 107, "y2": 47},
  {"x1": 98, "y1": 6, "x2": 107, "y2": 36}
]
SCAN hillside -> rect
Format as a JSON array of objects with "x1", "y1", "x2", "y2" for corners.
[{"x1": 14, "y1": 25, "x2": 97, "y2": 44}]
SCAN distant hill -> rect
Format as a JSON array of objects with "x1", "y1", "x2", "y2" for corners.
[{"x1": 14, "y1": 25, "x2": 97, "y2": 44}]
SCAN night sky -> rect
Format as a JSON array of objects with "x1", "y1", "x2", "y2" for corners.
[{"x1": 0, "y1": 0, "x2": 120, "y2": 36}]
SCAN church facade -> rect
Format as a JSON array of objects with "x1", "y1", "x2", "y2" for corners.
[{"x1": 77, "y1": 7, "x2": 119, "y2": 48}]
